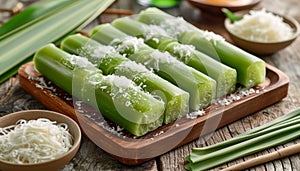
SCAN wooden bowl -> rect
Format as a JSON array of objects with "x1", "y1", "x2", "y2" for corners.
[
  {"x1": 224, "y1": 11, "x2": 300, "y2": 55},
  {"x1": 0, "y1": 110, "x2": 81, "y2": 171},
  {"x1": 187, "y1": 0, "x2": 260, "y2": 14}
]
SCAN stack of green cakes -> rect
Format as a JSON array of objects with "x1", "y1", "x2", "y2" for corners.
[{"x1": 33, "y1": 7, "x2": 266, "y2": 136}]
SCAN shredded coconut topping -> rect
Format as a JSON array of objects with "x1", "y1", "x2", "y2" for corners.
[
  {"x1": 159, "y1": 17, "x2": 192, "y2": 38},
  {"x1": 117, "y1": 61, "x2": 150, "y2": 73},
  {"x1": 157, "y1": 17, "x2": 225, "y2": 45},
  {"x1": 82, "y1": 44, "x2": 117, "y2": 59},
  {"x1": 114, "y1": 37, "x2": 144, "y2": 54},
  {"x1": 201, "y1": 31, "x2": 225, "y2": 45},
  {"x1": 173, "y1": 44, "x2": 195, "y2": 63},
  {"x1": 146, "y1": 50, "x2": 180, "y2": 71},
  {"x1": 68, "y1": 55, "x2": 95, "y2": 68},
  {"x1": 106, "y1": 75, "x2": 139, "y2": 90},
  {"x1": 142, "y1": 24, "x2": 169, "y2": 41}
]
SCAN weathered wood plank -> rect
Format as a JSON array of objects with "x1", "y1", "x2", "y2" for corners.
[
  {"x1": 61, "y1": 137, "x2": 158, "y2": 171},
  {"x1": 0, "y1": 77, "x2": 45, "y2": 115}
]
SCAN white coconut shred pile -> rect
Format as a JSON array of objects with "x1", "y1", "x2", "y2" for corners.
[
  {"x1": 0, "y1": 118, "x2": 73, "y2": 164},
  {"x1": 228, "y1": 9, "x2": 294, "y2": 42}
]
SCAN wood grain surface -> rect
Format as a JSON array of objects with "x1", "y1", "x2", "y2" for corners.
[{"x1": 1, "y1": 0, "x2": 300, "y2": 170}]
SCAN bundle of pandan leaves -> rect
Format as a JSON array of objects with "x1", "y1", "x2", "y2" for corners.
[{"x1": 0, "y1": 0, "x2": 115, "y2": 83}]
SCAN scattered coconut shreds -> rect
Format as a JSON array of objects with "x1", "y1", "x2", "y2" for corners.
[
  {"x1": 68, "y1": 54, "x2": 95, "y2": 68},
  {"x1": 160, "y1": 17, "x2": 192, "y2": 38},
  {"x1": 74, "y1": 101, "x2": 84, "y2": 114},
  {"x1": 158, "y1": 17, "x2": 225, "y2": 45},
  {"x1": 147, "y1": 50, "x2": 185, "y2": 71},
  {"x1": 114, "y1": 37, "x2": 144, "y2": 53},
  {"x1": 28, "y1": 75, "x2": 56, "y2": 92},
  {"x1": 153, "y1": 130, "x2": 164, "y2": 137},
  {"x1": 173, "y1": 44, "x2": 195, "y2": 63},
  {"x1": 117, "y1": 60, "x2": 149, "y2": 73},
  {"x1": 97, "y1": 121, "x2": 125, "y2": 137},
  {"x1": 202, "y1": 30, "x2": 225, "y2": 45},
  {"x1": 106, "y1": 75, "x2": 139, "y2": 91},
  {"x1": 75, "y1": 100, "x2": 83, "y2": 107},
  {"x1": 152, "y1": 38, "x2": 159, "y2": 44},
  {"x1": 214, "y1": 88, "x2": 257, "y2": 106},
  {"x1": 186, "y1": 110, "x2": 206, "y2": 119},
  {"x1": 142, "y1": 24, "x2": 169, "y2": 41},
  {"x1": 93, "y1": 45, "x2": 116, "y2": 58},
  {"x1": 82, "y1": 44, "x2": 117, "y2": 59},
  {"x1": 65, "y1": 97, "x2": 72, "y2": 101},
  {"x1": 74, "y1": 100, "x2": 126, "y2": 138}
]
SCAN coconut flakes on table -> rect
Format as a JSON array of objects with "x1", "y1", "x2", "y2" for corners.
[
  {"x1": 28, "y1": 75, "x2": 56, "y2": 92},
  {"x1": 228, "y1": 8, "x2": 294, "y2": 42},
  {"x1": 97, "y1": 121, "x2": 125, "y2": 137},
  {"x1": 81, "y1": 112, "x2": 126, "y2": 138},
  {"x1": 153, "y1": 130, "x2": 164, "y2": 137},
  {"x1": 186, "y1": 110, "x2": 206, "y2": 119},
  {"x1": 215, "y1": 88, "x2": 257, "y2": 106}
]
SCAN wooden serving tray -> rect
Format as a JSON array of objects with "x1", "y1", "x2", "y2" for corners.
[{"x1": 18, "y1": 62, "x2": 289, "y2": 165}]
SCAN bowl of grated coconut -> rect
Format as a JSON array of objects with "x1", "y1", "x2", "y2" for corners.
[
  {"x1": 224, "y1": 9, "x2": 300, "y2": 55},
  {"x1": 0, "y1": 110, "x2": 81, "y2": 171}
]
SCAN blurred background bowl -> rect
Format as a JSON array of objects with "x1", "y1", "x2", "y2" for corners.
[
  {"x1": 224, "y1": 10, "x2": 300, "y2": 56},
  {"x1": 187, "y1": 0, "x2": 260, "y2": 15},
  {"x1": 0, "y1": 110, "x2": 81, "y2": 171}
]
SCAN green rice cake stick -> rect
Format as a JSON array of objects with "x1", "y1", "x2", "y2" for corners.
[
  {"x1": 91, "y1": 24, "x2": 216, "y2": 110},
  {"x1": 61, "y1": 34, "x2": 189, "y2": 124},
  {"x1": 112, "y1": 17, "x2": 237, "y2": 98},
  {"x1": 34, "y1": 44, "x2": 165, "y2": 136},
  {"x1": 137, "y1": 7, "x2": 265, "y2": 88}
]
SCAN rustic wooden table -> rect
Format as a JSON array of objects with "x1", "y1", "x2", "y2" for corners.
[{"x1": 1, "y1": 0, "x2": 300, "y2": 170}]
